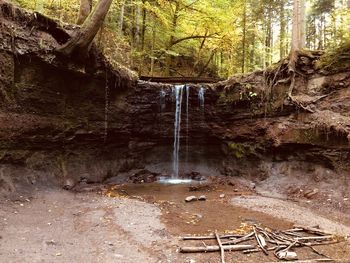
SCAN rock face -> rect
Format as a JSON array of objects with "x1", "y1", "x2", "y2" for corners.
[{"x1": 0, "y1": 2, "x2": 349, "y2": 191}]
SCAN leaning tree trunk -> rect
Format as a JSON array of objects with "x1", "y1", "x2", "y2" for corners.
[
  {"x1": 76, "y1": 0, "x2": 92, "y2": 25},
  {"x1": 58, "y1": 0, "x2": 113, "y2": 59}
]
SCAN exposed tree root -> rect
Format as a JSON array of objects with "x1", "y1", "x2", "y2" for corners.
[{"x1": 263, "y1": 50, "x2": 320, "y2": 113}]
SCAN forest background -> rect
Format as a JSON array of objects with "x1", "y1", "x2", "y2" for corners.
[{"x1": 15, "y1": 0, "x2": 350, "y2": 78}]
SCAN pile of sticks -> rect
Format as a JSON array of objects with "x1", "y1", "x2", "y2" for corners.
[{"x1": 180, "y1": 224, "x2": 343, "y2": 263}]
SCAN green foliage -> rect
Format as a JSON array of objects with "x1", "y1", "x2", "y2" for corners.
[
  {"x1": 226, "y1": 142, "x2": 256, "y2": 158},
  {"x1": 15, "y1": 0, "x2": 350, "y2": 77},
  {"x1": 317, "y1": 40, "x2": 350, "y2": 71}
]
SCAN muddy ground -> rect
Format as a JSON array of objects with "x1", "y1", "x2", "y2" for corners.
[{"x1": 1, "y1": 175, "x2": 350, "y2": 263}]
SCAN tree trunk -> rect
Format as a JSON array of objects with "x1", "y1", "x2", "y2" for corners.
[
  {"x1": 265, "y1": 5, "x2": 272, "y2": 67},
  {"x1": 58, "y1": 0, "x2": 113, "y2": 59},
  {"x1": 166, "y1": 2, "x2": 179, "y2": 76},
  {"x1": 135, "y1": 1, "x2": 142, "y2": 48},
  {"x1": 242, "y1": 0, "x2": 247, "y2": 73},
  {"x1": 290, "y1": 0, "x2": 302, "y2": 54},
  {"x1": 141, "y1": 0, "x2": 146, "y2": 51},
  {"x1": 299, "y1": 0, "x2": 306, "y2": 49},
  {"x1": 279, "y1": 0, "x2": 286, "y2": 59},
  {"x1": 77, "y1": 0, "x2": 92, "y2": 25},
  {"x1": 118, "y1": 0, "x2": 126, "y2": 35},
  {"x1": 150, "y1": 21, "x2": 156, "y2": 77}
]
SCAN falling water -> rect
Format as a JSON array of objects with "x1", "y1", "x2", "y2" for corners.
[
  {"x1": 172, "y1": 85, "x2": 184, "y2": 178},
  {"x1": 185, "y1": 85, "x2": 190, "y2": 166},
  {"x1": 198, "y1": 86, "x2": 205, "y2": 110}
]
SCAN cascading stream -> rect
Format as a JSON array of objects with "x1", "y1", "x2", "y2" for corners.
[
  {"x1": 172, "y1": 85, "x2": 184, "y2": 178},
  {"x1": 161, "y1": 85, "x2": 205, "y2": 180},
  {"x1": 185, "y1": 85, "x2": 190, "y2": 166},
  {"x1": 198, "y1": 86, "x2": 205, "y2": 110}
]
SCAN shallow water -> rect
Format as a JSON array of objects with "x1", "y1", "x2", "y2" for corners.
[
  {"x1": 157, "y1": 177, "x2": 206, "y2": 185},
  {"x1": 110, "y1": 182, "x2": 293, "y2": 235}
]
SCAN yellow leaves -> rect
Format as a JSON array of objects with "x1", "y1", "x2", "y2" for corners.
[
  {"x1": 143, "y1": 1, "x2": 170, "y2": 28},
  {"x1": 235, "y1": 222, "x2": 254, "y2": 234}
]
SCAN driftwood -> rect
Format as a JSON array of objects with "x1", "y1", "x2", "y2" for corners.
[
  {"x1": 179, "y1": 244, "x2": 254, "y2": 253},
  {"x1": 253, "y1": 226, "x2": 269, "y2": 255},
  {"x1": 295, "y1": 235, "x2": 333, "y2": 241},
  {"x1": 182, "y1": 234, "x2": 242, "y2": 240},
  {"x1": 293, "y1": 225, "x2": 332, "y2": 236},
  {"x1": 215, "y1": 230, "x2": 225, "y2": 263},
  {"x1": 179, "y1": 224, "x2": 343, "y2": 261},
  {"x1": 221, "y1": 232, "x2": 254, "y2": 245}
]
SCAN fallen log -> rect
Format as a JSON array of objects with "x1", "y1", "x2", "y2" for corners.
[
  {"x1": 179, "y1": 244, "x2": 255, "y2": 253},
  {"x1": 215, "y1": 230, "x2": 225, "y2": 263},
  {"x1": 221, "y1": 232, "x2": 254, "y2": 245},
  {"x1": 181, "y1": 234, "x2": 242, "y2": 240},
  {"x1": 293, "y1": 225, "x2": 332, "y2": 236},
  {"x1": 139, "y1": 76, "x2": 224, "y2": 84},
  {"x1": 296, "y1": 235, "x2": 334, "y2": 241}
]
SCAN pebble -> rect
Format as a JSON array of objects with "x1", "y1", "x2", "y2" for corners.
[
  {"x1": 46, "y1": 240, "x2": 56, "y2": 246},
  {"x1": 219, "y1": 194, "x2": 225, "y2": 198},
  {"x1": 198, "y1": 195, "x2": 206, "y2": 201},
  {"x1": 185, "y1": 196, "x2": 197, "y2": 202}
]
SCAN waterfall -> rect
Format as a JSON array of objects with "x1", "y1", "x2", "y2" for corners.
[
  {"x1": 172, "y1": 85, "x2": 184, "y2": 178},
  {"x1": 185, "y1": 85, "x2": 190, "y2": 166},
  {"x1": 198, "y1": 86, "x2": 205, "y2": 110}
]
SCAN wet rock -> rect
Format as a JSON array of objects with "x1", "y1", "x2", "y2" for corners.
[
  {"x1": 198, "y1": 195, "x2": 206, "y2": 201},
  {"x1": 128, "y1": 169, "x2": 159, "y2": 184},
  {"x1": 184, "y1": 171, "x2": 204, "y2": 181},
  {"x1": 185, "y1": 196, "x2": 197, "y2": 202}
]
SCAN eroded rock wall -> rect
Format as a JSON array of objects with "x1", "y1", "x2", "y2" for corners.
[{"x1": 0, "y1": 2, "x2": 349, "y2": 192}]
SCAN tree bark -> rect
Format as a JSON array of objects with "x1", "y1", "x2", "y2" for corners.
[
  {"x1": 58, "y1": 0, "x2": 113, "y2": 59},
  {"x1": 76, "y1": 0, "x2": 92, "y2": 25}
]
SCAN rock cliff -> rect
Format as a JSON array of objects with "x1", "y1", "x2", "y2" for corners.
[{"x1": 0, "y1": 1, "x2": 349, "y2": 192}]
